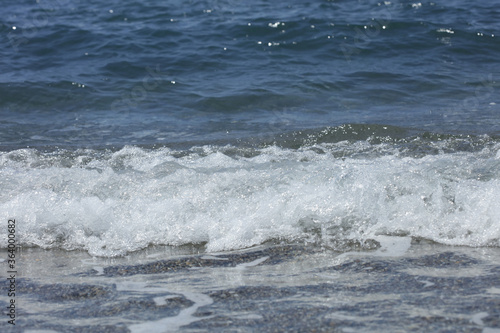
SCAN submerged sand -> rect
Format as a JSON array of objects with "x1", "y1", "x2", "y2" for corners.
[{"x1": 1, "y1": 239, "x2": 500, "y2": 332}]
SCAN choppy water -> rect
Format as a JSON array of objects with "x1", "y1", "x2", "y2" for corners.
[
  {"x1": 2, "y1": 128, "x2": 500, "y2": 257},
  {"x1": 1, "y1": 0, "x2": 500, "y2": 147},
  {"x1": 1, "y1": 0, "x2": 499, "y2": 256},
  {"x1": 1, "y1": 1, "x2": 500, "y2": 331}
]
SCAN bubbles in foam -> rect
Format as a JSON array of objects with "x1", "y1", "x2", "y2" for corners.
[{"x1": 1, "y1": 137, "x2": 499, "y2": 257}]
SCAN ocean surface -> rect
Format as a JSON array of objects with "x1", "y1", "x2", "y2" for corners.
[{"x1": 1, "y1": 0, "x2": 500, "y2": 332}]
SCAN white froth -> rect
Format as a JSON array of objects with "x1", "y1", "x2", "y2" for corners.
[
  {"x1": 235, "y1": 256, "x2": 269, "y2": 269},
  {"x1": 373, "y1": 236, "x2": 412, "y2": 257},
  {"x1": 129, "y1": 291, "x2": 213, "y2": 333},
  {"x1": 1, "y1": 143, "x2": 499, "y2": 257},
  {"x1": 471, "y1": 312, "x2": 489, "y2": 326}
]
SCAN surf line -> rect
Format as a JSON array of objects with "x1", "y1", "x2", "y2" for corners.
[{"x1": 6, "y1": 219, "x2": 17, "y2": 326}]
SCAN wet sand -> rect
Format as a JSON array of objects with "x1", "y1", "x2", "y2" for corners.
[{"x1": 1, "y1": 238, "x2": 500, "y2": 332}]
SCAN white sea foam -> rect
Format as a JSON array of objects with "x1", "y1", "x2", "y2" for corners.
[
  {"x1": 235, "y1": 256, "x2": 269, "y2": 269},
  {"x1": 1, "y1": 142, "x2": 499, "y2": 257},
  {"x1": 129, "y1": 291, "x2": 213, "y2": 333},
  {"x1": 472, "y1": 312, "x2": 489, "y2": 326}
]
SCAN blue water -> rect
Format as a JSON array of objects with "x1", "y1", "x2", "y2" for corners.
[
  {"x1": 1, "y1": 0, "x2": 500, "y2": 256},
  {"x1": 1, "y1": 0, "x2": 499, "y2": 148}
]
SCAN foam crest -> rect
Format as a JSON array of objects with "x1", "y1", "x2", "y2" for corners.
[{"x1": 1, "y1": 141, "x2": 499, "y2": 257}]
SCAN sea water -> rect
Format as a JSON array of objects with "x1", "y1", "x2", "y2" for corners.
[
  {"x1": 1, "y1": 132, "x2": 500, "y2": 257},
  {"x1": 1, "y1": 0, "x2": 500, "y2": 332}
]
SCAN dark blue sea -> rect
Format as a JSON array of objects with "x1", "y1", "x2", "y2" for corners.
[{"x1": 1, "y1": 1, "x2": 500, "y2": 332}]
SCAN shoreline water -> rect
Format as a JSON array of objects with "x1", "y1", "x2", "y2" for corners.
[{"x1": 2, "y1": 239, "x2": 499, "y2": 332}]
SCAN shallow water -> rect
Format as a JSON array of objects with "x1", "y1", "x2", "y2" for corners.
[{"x1": 1, "y1": 240, "x2": 500, "y2": 332}]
